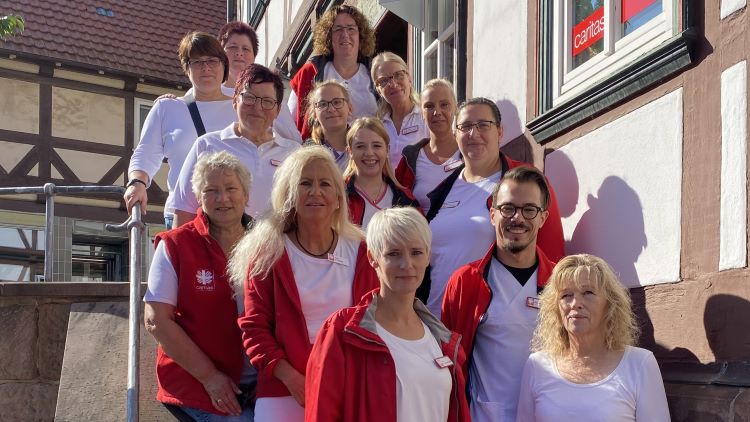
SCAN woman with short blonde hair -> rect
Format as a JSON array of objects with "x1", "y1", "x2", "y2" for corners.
[
  {"x1": 230, "y1": 146, "x2": 378, "y2": 422},
  {"x1": 517, "y1": 254, "x2": 669, "y2": 421}
]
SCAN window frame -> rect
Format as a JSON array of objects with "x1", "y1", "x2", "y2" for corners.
[
  {"x1": 133, "y1": 98, "x2": 153, "y2": 147},
  {"x1": 419, "y1": 0, "x2": 457, "y2": 87}
]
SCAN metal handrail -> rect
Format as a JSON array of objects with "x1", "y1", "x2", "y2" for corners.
[{"x1": 0, "y1": 183, "x2": 144, "y2": 421}]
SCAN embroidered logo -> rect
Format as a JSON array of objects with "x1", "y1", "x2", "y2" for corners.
[{"x1": 195, "y1": 269, "x2": 215, "y2": 291}]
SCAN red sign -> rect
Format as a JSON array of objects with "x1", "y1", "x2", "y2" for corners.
[
  {"x1": 622, "y1": 0, "x2": 657, "y2": 23},
  {"x1": 572, "y1": 7, "x2": 605, "y2": 57}
]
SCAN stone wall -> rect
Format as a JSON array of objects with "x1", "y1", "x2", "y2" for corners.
[{"x1": 0, "y1": 282, "x2": 129, "y2": 422}]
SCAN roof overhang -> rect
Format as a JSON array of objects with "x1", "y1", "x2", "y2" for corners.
[{"x1": 378, "y1": 0, "x2": 424, "y2": 29}]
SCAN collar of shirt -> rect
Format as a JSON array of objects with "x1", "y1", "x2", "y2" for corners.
[{"x1": 221, "y1": 123, "x2": 296, "y2": 151}]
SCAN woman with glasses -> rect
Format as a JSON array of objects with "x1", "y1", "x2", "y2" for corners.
[
  {"x1": 229, "y1": 146, "x2": 379, "y2": 422},
  {"x1": 371, "y1": 52, "x2": 429, "y2": 166},
  {"x1": 289, "y1": 5, "x2": 378, "y2": 139},
  {"x1": 422, "y1": 97, "x2": 564, "y2": 316},
  {"x1": 126, "y1": 32, "x2": 235, "y2": 229},
  {"x1": 343, "y1": 117, "x2": 421, "y2": 229},
  {"x1": 395, "y1": 78, "x2": 462, "y2": 213},
  {"x1": 170, "y1": 64, "x2": 300, "y2": 227},
  {"x1": 304, "y1": 80, "x2": 353, "y2": 172}
]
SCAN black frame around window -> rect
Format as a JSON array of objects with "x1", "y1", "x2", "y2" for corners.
[{"x1": 528, "y1": 0, "x2": 697, "y2": 144}]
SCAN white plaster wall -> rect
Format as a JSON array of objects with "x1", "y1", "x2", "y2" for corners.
[
  {"x1": 471, "y1": 0, "x2": 527, "y2": 145},
  {"x1": 720, "y1": 0, "x2": 747, "y2": 19},
  {"x1": 719, "y1": 60, "x2": 748, "y2": 271},
  {"x1": 545, "y1": 89, "x2": 683, "y2": 288}
]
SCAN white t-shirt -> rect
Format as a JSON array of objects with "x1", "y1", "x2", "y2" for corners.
[
  {"x1": 323, "y1": 62, "x2": 378, "y2": 120},
  {"x1": 383, "y1": 106, "x2": 429, "y2": 166},
  {"x1": 128, "y1": 97, "x2": 236, "y2": 216},
  {"x1": 470, "y1": 258, "x2": 539, "y2": 422},
  {"x1": 360, "y1": 186, "x2": 394, "y2": 231},
  {"x1": 284, "y1": 235, "x2": 359, "y2": 344},
  {"x1": 516, "y1": 347, "x2": 671, "y2": 422},
  {"x1": 412, "y1": 148, "x2": 462, "y2": 213},
  {"x1": 427, "y1": 169, "x2": 503, "y2": 316},
  {"x1": 375, "y1": 321, "x2": 452, "y2": 422},
  {"x1": 170, "y1": 123, "x2": 300, "y2": 218}
]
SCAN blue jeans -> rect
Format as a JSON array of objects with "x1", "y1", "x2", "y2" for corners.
[
  {"x1": 182, "y1": 406, "x2": 254, "y2": 422},
  {"x1": 164, "y1": 215, "x2": 174, "y2": 230}
]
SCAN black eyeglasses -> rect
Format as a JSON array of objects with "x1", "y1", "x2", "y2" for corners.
[
  {"x1": 494, "y1": 204, "x2": 544, "y2": 219},
  {"x1": 456, "y1": 120, "x2": 497, "y2": 133},
  {"x1": 375, "y1": 70, "x2": 408, "y2": 88},
  {"x1": 188, "y1": 57, "x2": 222, "y2": 69},
  {"x1": 315, "y1": 98, "x2": 347, "y2": 110},
  {"x1": 240, "y1": 92, "x2": 278, "y2": 110}
]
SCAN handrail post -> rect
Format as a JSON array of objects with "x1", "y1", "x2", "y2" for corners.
[
  {"x1": 43, "y1": 183, "x2": 55, "y2": 282},
  {"x1": 127, "y1": 203, "x2": 144, "y2": 422}
]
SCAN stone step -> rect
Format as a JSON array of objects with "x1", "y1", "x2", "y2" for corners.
[{"x1": 54, "y1": 301, "x2": 177, "y2": 421}]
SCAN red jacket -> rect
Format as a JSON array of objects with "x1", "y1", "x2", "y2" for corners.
[
  {"x1": 345, "y1": 175, "x2": 423, "y2": 225},
  {"x1": 441, "y1": 244, "x2": 555, "y2": 379},
  {"x1": 153, "y1": 209, "x2": 248, "y2": 414},
  {"x1": 394, "y1": 137, "x2": 430, "y2": 190},
  {"x1": 305, "y1": 290, "x2": 471, "y2": 422},
  {"x1": 238, "y1": 240, "x2": 379, "y2": 398}
]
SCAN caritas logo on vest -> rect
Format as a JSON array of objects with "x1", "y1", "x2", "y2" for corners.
[
  {"x1": 572, "y1": 7, "x2": 604, "y2": 57},
  {"x1": 195, "y1": 269, "x2": 215, "y2": 291}
]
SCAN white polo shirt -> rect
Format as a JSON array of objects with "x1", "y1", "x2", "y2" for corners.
[
  {"x1": 383, "y1": 105, "x2": 429, "y2": 167},
  {"x1": 412, "y1": 148, "x2": 463, "y2": 213},
  {"x1": 323, "y1": 62, "x2": 378, "y2": 120},
  {"x1": 170, "y1": 123, "x2": 300, "y2": 218}
]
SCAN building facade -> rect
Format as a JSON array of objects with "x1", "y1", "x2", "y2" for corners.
[{"x1": 240, "y1": 0, "x2": 750, "y2": 418}]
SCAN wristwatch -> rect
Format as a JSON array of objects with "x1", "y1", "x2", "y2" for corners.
[{"x1": 126, "y1": 179, "x2": 147, "y2": 189}]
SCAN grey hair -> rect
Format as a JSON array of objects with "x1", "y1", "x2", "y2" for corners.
[
  {"x1": 366, "y1": 207, "x2": 431, "y2": 258},
  {"x1": 191, "y1": 150, "x2": 252, "y2": 200}
]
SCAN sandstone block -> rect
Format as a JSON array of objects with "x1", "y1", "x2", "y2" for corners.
[
  {"x1": 0, "y1": 382, "x2": 57, "y2": 422},
  {"x1": 0, "y1": 304, "x2": 37, "y2": 379},
  {"x1": 38, "y1": 303, "x2": 71, "y2": 381}
]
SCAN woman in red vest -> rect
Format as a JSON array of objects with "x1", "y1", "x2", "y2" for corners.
[
  {"x1": 143, "y1": 151, "x2": 255, "y2": 420},
  {"x1": 230, "y1": 146, "x2": 378, "y2": 421}
]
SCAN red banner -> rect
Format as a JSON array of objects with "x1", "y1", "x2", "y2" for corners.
[
  {"x1": 572, "y1": 7, "x2": 605, "y2": 57},
  {"x1": 622, "y1": 0, "x2": 657, "y2": 22}
]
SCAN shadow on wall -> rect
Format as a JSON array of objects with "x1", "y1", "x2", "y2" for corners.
[
  {"x1": 568, "y1": 176, "x2": 647, "y2": 286},
  {"x1": 496, "y1": 99, "x2": 523, "y2": 147},
  {"x1": 543, "y1": 149, "x2": 579, "y2": 219}
]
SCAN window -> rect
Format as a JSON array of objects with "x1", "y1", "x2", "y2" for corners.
[
  {"x1": 134, "y1": 98, "x2": 153, "y2": 145},
  {"x1": 553, "y1": 0, "x2": 674, "y2": 104},
  {"x1": 420, "y1": 0, "x2": 455, "y2": 86},
  {"x1": 0, "y1": 226, "x2": 45, "y2": 282},
  {"x1": 71, "y1": 236, "x2": 126, "y2": 281}
]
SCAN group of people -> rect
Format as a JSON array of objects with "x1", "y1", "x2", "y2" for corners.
[{"x1": 132, "y1": 5, "x2": 670, "y2": 422}]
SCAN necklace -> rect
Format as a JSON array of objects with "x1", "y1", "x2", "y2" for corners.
[
  {"x1": 295, "y1": 228, "x2": 336, "y2": 257},
  {"x1": 354, "y1": 180, "x2": 387, "y2": 207}
]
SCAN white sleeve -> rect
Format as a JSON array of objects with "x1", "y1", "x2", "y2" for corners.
[
  {"x1": 273, "y1": 102, "x2": 303, "y2": 143},
  {"x1": 287, "y1": 90, "x2": 299, "y2": 126},
  {"x1": 128, "y1": 100, "x2": 167, "y2": 184},
  {"x1": 144, "y1": 241, "x2": 178, "y2": 305},
  {"x1": 169, "y1": 138, "x2": 202, "y2": 214},
  {"x1": 635, "y1": 351, "x2": 670, "y2": 422},
  {"x1": 516, "y1": 356, "x2": 537, "y2": 422}
]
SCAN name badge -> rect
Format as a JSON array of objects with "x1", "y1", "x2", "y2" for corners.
[
  {"x1": 526, "y1": 297, "x2": 540, "y2": 309},
  {"x1": 327, "y1": 253, "x2": 348, "y2": 266},
  {"x1": 441, "y1": 200, "x2": 460, "y2": 209},
  {"x1": 443, "y1": 160, "x2": 462, "y2": 172},
  {"x1": 270, "y1": 159, "x2": 282, "y2": 167},
  {"x1": 434, "y1": 356, "x2": 454, "y2": 369},
  {"x1": 401, "y1": 125, "x2": 419, "y2": 135}
]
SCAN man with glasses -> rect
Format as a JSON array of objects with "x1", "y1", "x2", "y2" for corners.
[{"x1": 441, "y1": 165, "x2": 556, "y2": 422}]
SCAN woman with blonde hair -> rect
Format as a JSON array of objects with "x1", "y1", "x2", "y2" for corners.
[
  {"x1": 304, "y1": 79, "x2": 354, "y2": 171},
  {"x1": 305, "y1": 207, "x2": 470, "y2": 421},
  {"x1": 289, "y1": 5, "x2": 378, "y2": 139},
  {"x1": 395, "y1": 78, "x2": 461, "y2": 213},
  {"x1": 230, "y1": 146, "x2": 378, "y2": 421},
  {"x1": 516, "y1": 254, "x2": 669, "y2": 421},
  {"x1": 371, "y1": 51, "x2": 428, "y2": 166},
  {"x1": 343, "y1": 117, "x2": 421, "y2": 229}
]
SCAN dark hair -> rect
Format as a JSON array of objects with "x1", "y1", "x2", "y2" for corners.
[
  {"x1": 312, "y1": 5, "x2": 376, "y2": 58},
  {"x1": 492, "y1": 165, "x2": 550, "y2": 209},
  {"x1": 177, "y1": 31, "x2": 229, "y2": 82},
  {"x1": 218, "y1": 21, "x2": 259, "y2": 56},
  {"x1": 234, "y1": 64, "x2": 284, "y2": 106},
  {"x1": 457, "y1": 97, "x2": 503, "y2": 124}
]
